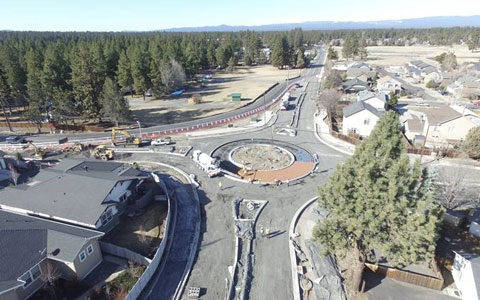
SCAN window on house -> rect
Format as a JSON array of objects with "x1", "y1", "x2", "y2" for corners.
[
  {"x1": 448, "y1": 126, "x2": 455, "y2": 133},
  {"x1": 79, "y1": 251, "x2": 86, "y2": 262},
  {"x1": 433, "y1": 126, "x2": 440, "y2": 132},
  {"x1": 100, "y1": 207, "x2": 115, "y2": 226},
  {"x1": 87, "y1": 244, "x2": 94, "y2": 255},
  {"x1": 364, "y1": 118, "x2": 370, "y2": 125},
  {"x1": 19, "y1": 264, "x2": 42, "y2": 288}
]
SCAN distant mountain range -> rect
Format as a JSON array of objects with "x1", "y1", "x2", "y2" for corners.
[{"x1": 161, "y1": 15, "x2": 480, "y2": 32}]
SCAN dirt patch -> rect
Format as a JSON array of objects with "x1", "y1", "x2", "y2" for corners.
[
  {"x1": 232, "y1": 144, "x2": 293, "y2": 171},
  {"x1": 128, "y1": 65, "x2": 301, "y2": 125},
  {"x1": 333, "y1": 45, "x2": 480, "y2": 67},
  {"x1": 103, "y1": 201, "x2": 168, "y2": 258}
]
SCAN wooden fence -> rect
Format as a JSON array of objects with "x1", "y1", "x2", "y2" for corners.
[
  {"x1": 331, "y1": 131, "x2": 361, "y2": 145},
  {"x1": 365, "y1": 261, "x2": 444, "y2": 290}
]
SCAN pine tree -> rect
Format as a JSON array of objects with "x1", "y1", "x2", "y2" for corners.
[
  {"x1": 342, "y1": 36, "x2": 355, "y2": 61},
  {"x1": 116, "y1": 50, "x2": 133, "y2": 91},
  {"x1": 100, "y1": 77, "x2": 131, "y2": 127},
  {"x1": 327, "y1": 46, "x2": 339, "y2": 60},
  {"x1": 70, "y1": 43, "x2": 106, "y2": 119},
  {"x1": 0, "y1": 65, "x2": 13, "y2": 131},
  {"x1": 25, "y1": 48, "x2": 45, "y2": 130},
  {"x1": 207, "y1": 42, "x2": 217, "y2": 68},
  {"x1": 41, "y1": 43, "x2": 70, "y2": 96},
  {"x1": 271, "y1": 35, "x2": 290, "y2": 69},
  {"x1": 130, "y1": 45, "x2": 150, "y2": 98},
  {"x1": 295, "y1": 49, "x2": 306, "y2": 68},
  {"x1": 358, "y1": 38, "x2": 368, "y2": 60},
  {"x1": 0, "y1": 44, "x2": 26, "y2": 97},
  {"x1": 313, "y1": 112, "x2": 443, "y2": 292}
]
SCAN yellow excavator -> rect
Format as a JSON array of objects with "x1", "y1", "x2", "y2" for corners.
[
  {"x1": 90, "y1": 145, "x2": 114, "y2": 160},
  {"x1": 24, "y1": 142, "x2": 46, "y2": 160},
  {"x1": 111, "y1": 128, "x2": 143, "y2": 147}
]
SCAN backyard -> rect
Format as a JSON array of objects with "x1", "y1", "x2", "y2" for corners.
[{"x1": 103, "y1": 201, "x2": 168, "y2": 258}]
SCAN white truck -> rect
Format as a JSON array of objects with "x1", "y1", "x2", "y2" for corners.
[
  {"x1": 280, "y1": 92, "x2": 290, "y2": 110},
  {"x1": 192, "y1": 150, "x2": 221, "y2": 177}
]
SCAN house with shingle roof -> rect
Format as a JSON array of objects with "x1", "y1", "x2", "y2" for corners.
[
  {"x1": 342, "y1": 101, "x2": 385, "y2": 137},
  {"x1": 0, "y1": 159, "x2": 153, "y2": 233},
  {"x1": 403, "y1": 106, "x2": 479, "y2": 147},
  {"x1": 377, "y1": 75, "x2": 402, "y2": 94},
  {"x1": 0, "y1": 210, "x2": 103, "y2": 300},
  {"x1": 452, "y1": 252, "x2": 480, "y2": 300}
]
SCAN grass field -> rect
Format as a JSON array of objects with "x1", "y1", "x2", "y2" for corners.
[
  {"x1": 128, "y1": 65, "x2": 301, "y2": 125},
  {"x1": 334, "y1": 45, "x2": 480, "y2": 67}
]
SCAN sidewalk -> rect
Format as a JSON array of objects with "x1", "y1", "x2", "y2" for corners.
[{"x1": 314, "y1": 111, "x2": 355, "y2": 156}]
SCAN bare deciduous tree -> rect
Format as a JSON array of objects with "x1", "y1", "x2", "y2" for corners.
[
  {"x1": 434, "y1": 168, "x2": 480, "y2": 210},
  {"x1": 7, "y1": 163, "x2": 18, "y2": 185},
  {"x1": 41, "y1": 260, "x2": 61, "y2": 299},
  {"x1": 160, "y1": 59, "x2": 186, "y2": 94},
  {"x1": 316, "y1": 88, "x2": 342, "y2": 123}
]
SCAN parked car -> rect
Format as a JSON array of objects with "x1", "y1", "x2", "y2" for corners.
[
  {"x1": 151, "y1": 137, "x2": 173, "y2": 146},
  {"x1": 5, "y1": 136, "x2": 27, "y2": 144},
  {"x1": 414, "y1": 102, "x2": 430, "y2": 107},
  {"x1": 473, "y1": 101, "x2": 480, "y2": 107}
]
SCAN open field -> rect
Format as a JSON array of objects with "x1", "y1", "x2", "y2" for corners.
[
  {"x1": 128, "y1": 65, "x2": 301, "y2": 125},
  {"x1": 334, "y1": 45, "x2": 480, "y2": 67}
]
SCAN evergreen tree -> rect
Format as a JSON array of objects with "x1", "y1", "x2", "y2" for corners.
[
  {"x1": 327, "y1": 46, "x2": 339, "y2": 60},
  {"x1": 41, "y1": 43, "x2": 70, "y2": 96},
  {"x1": 130, "y1": 45, "x2": 150, "y2": 98},
  {"x1": 25, "y1": 48, "x2": 45, "y2": 129},
  {"x1": 463, "y1": 127, "x2": 480, "y2": 160},
  {"x1": 100, "y1": 77, "x2": 131, "y2": 127},
  {"x1": 271, "y1": 35, "x2": 290, "y2": 68},
  {"x1": 207, "y1": 42, "x2": 217, "y2": 68},
  {"x1": 70, "y1": 43, "x2": 106, "y2": 119},
  {"x1": 358, "y1": 38, "x2": 368, "y2": 60},
  {"x1": 0, "y1": 65, "x2": 13, "y2": 131},
  {"x1": 116, "y1": 50, "x2": 133, "y2": 91},
  {"x1": 295, "y1": 49, "x2": 306, "y2": 68},
  {"x1": 227, "y1": 56, "x2": 237, "y2": 72},
  {"x1": 342, "y1": 36, "x2": 355, "y2": 61},
  {"x1": 313, "y1": 112, "x2": 442, "y2": 292},
  {"x1": 0, "y1": 44, "x2": 26, "y2": 97}
]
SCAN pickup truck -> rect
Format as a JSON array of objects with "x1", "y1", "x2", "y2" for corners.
[{"x1": 151, "y1": 137, "x2": 173, "y2": 146}]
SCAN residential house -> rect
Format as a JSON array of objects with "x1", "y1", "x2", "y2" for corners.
[
  {"x1": 377, "y1": 75, "x2": 402, "y2": 94},
  {"x1": 342, "y1": 101, "x2": 384, "y2": 137},
  {"x1": 0, "y1": 210, "x2": 103, "y2": 300},
  {"x1": 408, "y1": 60, "x2": 437, "y2": 77},
  {"x1": 452, "y1": 252, "x2": 480, "y2": 300},
  {"x1": 447, "y1": 76, "x2": 480, "y2": 99},
  {"x1": 346, "y1": 67, "x2": 377, "y2": 83},
  {"x1": 356, "y1": 91, "x2": 389, "y2": 111},
  {"x1": 403, "y1": 106, "x2": 479, "y2": 148},
  {"x1": 0, "y1": 159, "x2": 153, "y2": 233},
  {"x1": 423, "y1": 69, "x2": 442, "y2": 84},
  {"x1": 342, "y1": 78, "x2": 370, "y2": 94}
]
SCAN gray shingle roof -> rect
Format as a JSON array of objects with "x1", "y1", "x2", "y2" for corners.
[
  {"x1": 0, "y1": 210, "x2": 102, "y2": 293},
  {"x1": 0, "y1": 159, "x2": 145, "y2": 226},
  {"x1": 343, "y1": 101, "x2": 384, "y2": 118},
  {"x1": 412, "y1": 106, "x2": 463, "y2": 126}
]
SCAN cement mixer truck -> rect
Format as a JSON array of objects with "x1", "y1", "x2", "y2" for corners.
[
  {"x1": 192, "y1": 150, "x2": 221, "y2": 177},
  {"x1": 280, "y1": 92, "x2": 290, "y2": 110}
]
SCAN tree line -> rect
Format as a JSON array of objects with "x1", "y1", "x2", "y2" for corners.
[{"x1": 0, "y1": 29, "x2": 313, "y2": 125}]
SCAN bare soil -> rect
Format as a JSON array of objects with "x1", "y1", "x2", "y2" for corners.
[
  {"x1": 333, "y1": 45, "x2": 480, "y2": 67},
  {"x1": 128, "y1": 65, "x2": 301, "y2": 125},
  {"x1": 232, "y1": 144, "x2": 292, "y2": 171}
]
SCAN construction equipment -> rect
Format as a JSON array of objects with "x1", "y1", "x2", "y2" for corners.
[
  {"x1": 64, "y1": 143, "x2": 85, "y2": 152},
  {"x1": 24, "y1": 142, "x2": 46, "y2": 160},
  {"x1": 111, "y1": 128, "x2": 143, "y2": 147},
  {"x1": 192, "y1": 150, "x2": 221, "y2": 177},
  {"x1": 90, "y1": 145, "x2": 114, "y2": 160}
]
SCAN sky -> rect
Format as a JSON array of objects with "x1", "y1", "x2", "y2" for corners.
[{"x1": 0, "y1": 0, "x2": 479, "y2": 31}]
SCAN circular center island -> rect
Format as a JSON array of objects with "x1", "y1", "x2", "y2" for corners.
[{"x1": 230, "y1": 144, "x2": 295, "y2": 171}]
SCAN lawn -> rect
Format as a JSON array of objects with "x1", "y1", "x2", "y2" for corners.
[{"x1": 103, "y1": 201, "x2": 168, "y2": 258}]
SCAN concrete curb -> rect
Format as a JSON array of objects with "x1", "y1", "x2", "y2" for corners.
[
  {"x1": 132, "y1": 161, "x2": 201, "y2": 300},
  {"x1": 312, "y1": 113, "x2": 354, "y2": 156},
  {"x1": 288, "y1": 196, "x2": 318, "y2": 300}
]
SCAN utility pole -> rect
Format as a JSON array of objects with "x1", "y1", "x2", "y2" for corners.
[{"x1": 137, "y1": 121, "x2": 142, "y2": 138}]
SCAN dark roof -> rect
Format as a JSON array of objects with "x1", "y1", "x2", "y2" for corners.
[
  {"x1": 343, "y1": 101, "x2": 384, "y2": 118},
  {"x1": 0, "y1": 159, "x2": 145, "y2": 226},
  {"x1": 342, "y1": 78, "x2": 369, "y2": 90},
  {"x1": 0, "y1": 210, "x2": 102, "y2": 293}
]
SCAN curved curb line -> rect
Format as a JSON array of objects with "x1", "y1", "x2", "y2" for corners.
[
  {"x1": 131, "y1": 161, "x2": 201, "y2": 300},
  {"x1": 288, "y1": 196, "x2": 318, "y2": 300},
  {"x1": 312, "y1": 114, "x2": 353, "y2": 156}
]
